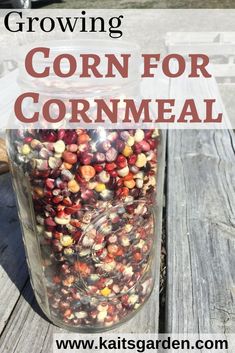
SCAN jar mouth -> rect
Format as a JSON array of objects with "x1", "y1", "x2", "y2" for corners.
[
  {"x1": 17, "y1": 39, "x2": 141, "y2": 96},
  {"x1": 17, "y1": 77, "x2": 140, "y2": 99},
  {"x1": 17, "y1": 39, "x2": 140, "y2": 61}
]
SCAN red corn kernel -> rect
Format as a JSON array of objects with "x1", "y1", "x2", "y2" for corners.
[
  {"x1": 63, "y1": 309, "x2": 72, "y2": 318},
  {"x1": 40, "y1": 130, "x2": 57, "y2": 143},
  {"x1": 90, "y1": 310, "x2": 98, "y2": 319},
  {"x1": 121, "y1": 294, "x2": 129, "y2": 304},
  {"x1": 23, "y1": 136, "x2": 33, "y2": 143},
  {"x1": 117, "y1": 178, "x2": 123, "y2": 187},
  {"x1": 115, "y1": 139, "x2": 125, "y2": 152},
  {"x1": 64, "y1": 204, "x2": 81, "y2": 215},
  {"x1": 148, "y1": 139, "x2": 157, "y2": 150},
  {"x1": 53, "y1": 231, "x2": 63, "y2": 240},
  {"x1": 64, "y1": 207, "x2": 75, "y2": 215},
  {"x1": 116, "y1": 155, "x2": 127, "y2": 168},
  {"x1": 58, "y1": 129, "x2": 66, "y2": 140},
  {"x1": 107, "y1": 305, "x2": 116, "y2": 315},
  {"x1": 45, "y1": 178, "x2": 55, "y2": 190},
  {"x1": 62, "y1": 151, "x2": 77, "y2": 165},
  {"x1": 62, "y1": 197, "x2": 72, "y2": 206},
  {"x1": 139, "y1": 140, "x2": 150, "y2": 152},
  {"x1": 59, "y1": 301, "x2": 70, "y2": 310},
  {"x1": 105, "y1": 255, "x2": 115, "y2": 263},
  {"x1": 52, "y1": 195, "x2": 63, "y2": 204},
  {"x1": 73, "y1": 230, "x2": 82, "y2": 242},
  {"x1": 93, "y1": 164, "x2": 104, "y2": 173},
  {"x1": 74, "y1": 261, "x2": 90, "y2": 276},
  {"x1": 77, "y1": 133, "x2": 90, "y2": 144},
  {"x1": 105, "y1": 316, "x2": 114, "y2": 323},
  {"x1": 134, "y1": 143, "x2": 142, "y2": 154},
  {"x1": 67, "y1": 144, "x2": 78, "y2": 152},
  {"x1": 63, "y1": 130, "x2": 77, "y2": 144},
  {"x1": 44, "y1": 217, "x2": 56, "y2": 227},
  {"x1": 95, "y1": 233, "x2": 105, "y2": 244},
  {"x1": 70, "y1": 219, "x2": 81, "y2": 227},
  {"x1": 107, "y1": 244, "x2": 119, "y2": 255},
  {"x1": 109, "y1": 170, "x2": 118, "y2": 178},
  {"x1": 116, "y1": 248, "x2": 124, "y2": 256},
  {"x1": 134, "y1": 252, "x2": 142, "y2": 261},
  {"x1": 123, "y1": 172, "x2": 134, "y2": 181},
  {"x1": 56, "y1": 210, "x2": 66, "y2": 218},
  {"x1": 53, "y1": 276, "x2": 61, "y2": 284},
  {"x1": 71, "y1": 290, "x2": 81, "y2": 301},
  {"x1": 80, "y1": 152, "x2": 93, "y2": 165},
  {"x1": 120, "y1": 187, "x2": 129, "y2": 197},
  {"x1": 96, "y1": 278, "x2": 107, "y2": 290},
  {"x1": 44, "y1": 190, "x2": 53, "y2": 198},
  {"x1": 105, "y1": 162, "x2": 116, "y2": 171},
  {"x1": 128, "y1": 154, "x2": 137, "y2": 165},
  {"x1": 145, "y1": 130, "x2": 154, "y2": 139},
  {"x1": 75, "y1": 173, "x2": 87, "y2": 185}
]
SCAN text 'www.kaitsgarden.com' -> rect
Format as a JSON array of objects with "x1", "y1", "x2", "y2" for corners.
[{"x1": 53, "y1": 335, "x2": 229, "y2": 352}]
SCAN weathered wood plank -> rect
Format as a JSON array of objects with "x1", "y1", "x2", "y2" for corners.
[
  {"x1": 166, "y1": 32, "x2": 235, "y2": 43},
  {"x1": 0, "y1": 281, "x2": 50, "y2": 353},
  {"x1": 0, "y1": 173, "x2": 29, "y2": 335},
  {"x1": 0, "y1": 70, "x2": 19, "y2": 130},
  {"x1": 166, "y1": 129, "x2": 235, "y2": 333}
]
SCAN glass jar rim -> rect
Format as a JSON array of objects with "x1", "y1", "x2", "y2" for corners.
[{"x1": 17, "y1": 39, "x2": 141, "y2": 97}]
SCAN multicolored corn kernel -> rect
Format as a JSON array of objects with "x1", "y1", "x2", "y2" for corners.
[{"x1": 12, "y1": 128, "x2": 159, "y2": 330}]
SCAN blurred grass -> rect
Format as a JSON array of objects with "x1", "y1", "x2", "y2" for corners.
[{"x1": 34, "y1": 0, "x2": 235, "y2": 9}]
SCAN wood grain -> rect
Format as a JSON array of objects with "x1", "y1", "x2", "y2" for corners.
[
  {"x1": 0, "y1": 174, "x2": 29, "y2": 335},
  {"x1": 0, "y1": 281, "x2": 50, "y2": 353},
  {"x1": 166, "y1": 129, "x2": 235, "y2": 334}
]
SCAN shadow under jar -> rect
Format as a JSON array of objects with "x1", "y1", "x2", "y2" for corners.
[{"x1": 6, "y1": 42, "x2": 161, "y2": 332}]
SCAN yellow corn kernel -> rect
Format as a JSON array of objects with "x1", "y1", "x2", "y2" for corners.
[
  {"x1": 68, "y1": 179, "x2": 80, "y2": 193},
  {"x1": 135, "y1": 153, "x2": 147, "y2": 168},
  {"x1": 64, "y1": 162, "x2": 73, "y2": 170},
  {"x1": 95, "y1": 183, "x2": 106, "y2": 192},
  {"x1": 60, "y1": 235, "x2": 73, "y2": 247},
  {"x1": 21, "y1": 144, "x2": 31, "y2": 155},
  {"x1": 100, "y1": 287, "x2": 111, "y2": 297},
  {"x1": 122, "y1": 145, "x2": 133, "y2": 157}
]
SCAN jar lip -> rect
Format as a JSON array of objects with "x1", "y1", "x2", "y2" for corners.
[
  {"x1": 17, "y1": 39, "x2": 141, "y2": 96},
  {"x1": 17, "y1": 39, "x2": 140, "y2": 62},
  {"x1": 16, "y1": 77, "x2": 140, "y2": 98}
]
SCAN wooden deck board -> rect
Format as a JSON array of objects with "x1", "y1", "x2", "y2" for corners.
[
  {"x1": 0, "y1": 281, "x2": 50, "y2": 353},
  {"x1": 166, "y1": 129, "x2": 235, "y2": 333},
  {"x1": 0, "y1": 173, "x2": 29, "y2": 335}
]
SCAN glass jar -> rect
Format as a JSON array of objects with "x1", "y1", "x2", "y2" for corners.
[{"x1": 6, "y1": 42, "x2": 162, "y2": 332}]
